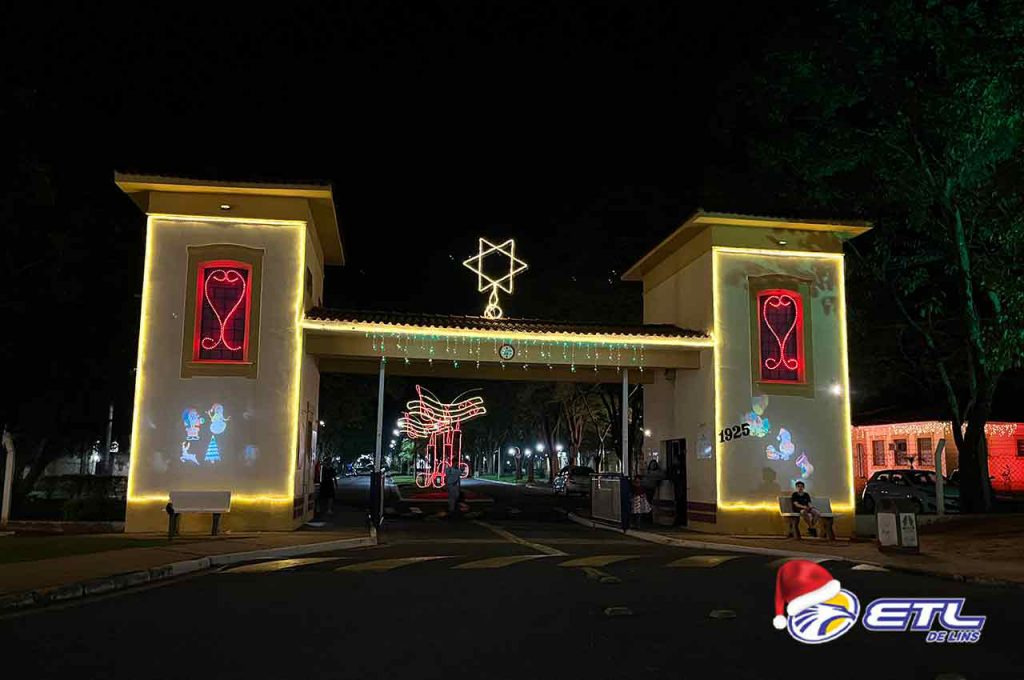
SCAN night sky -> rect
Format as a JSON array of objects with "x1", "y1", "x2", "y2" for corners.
[
  {"x1": 7, "y1": 2, "x2": 1010, "y2": 445},
  {"x1": 6, "y1": 2, "x2": 800, "y2": 316}
]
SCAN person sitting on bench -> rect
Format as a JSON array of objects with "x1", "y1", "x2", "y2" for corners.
[{"x1": 791, "y1": 482, "x2": 820, "y2": 535}]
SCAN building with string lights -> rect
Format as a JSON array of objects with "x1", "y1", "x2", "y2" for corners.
[{"x1": 852, "y1": 420, "x2": 1024, "y2": 495}]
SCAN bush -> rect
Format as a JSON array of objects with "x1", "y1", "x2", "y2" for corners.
[{"x1": 61, "y1": 497, "x2": 126, "y2": 521}]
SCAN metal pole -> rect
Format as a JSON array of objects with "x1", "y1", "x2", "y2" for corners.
[
  {"x1": 935, "y1": 438, "x2": 946, "y2": 517},
  {"x1": 1, "y1": 428, "x2": 14, "y2": 528},
  {"x1": 374, "y1": 359, "x2": 386, "y2": 472},
  {"x1": 103, "y1": 403, "x2": 114, "y2": 475},
  {"x1": 370, "y1": 358, "x2": 387, "y2": 527},
  {"x1": 621, "y1": 369, "x2": 629, "y2": 476}
]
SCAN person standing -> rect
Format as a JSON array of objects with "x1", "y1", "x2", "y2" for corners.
[
  {"x1": 444, "y1": 463, "x2": 462, "y2": 517},
  {"x1": 319, "y1": 460, "x2": 337, "y2": 516},
  {"x1": 630, "y1": 473, "x2": 652, "y2": 528}
]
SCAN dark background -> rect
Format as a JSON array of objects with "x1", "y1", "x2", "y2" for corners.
[{"x1": 2, "y1": 2, "x2": 1018, "y2": 451}]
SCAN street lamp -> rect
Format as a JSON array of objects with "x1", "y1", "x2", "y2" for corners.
[
  {"x1": 644, "y1": 428, "x2": 652, "y2": 437},
  {"x1": 507, "y1": 446, "x2": 523, "y2": 480}
]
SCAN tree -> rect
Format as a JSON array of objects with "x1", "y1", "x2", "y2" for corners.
[
  {"x1": 735, "y1": 0, "x2": 1024, "y2": 511},
  {"x1": 559, "y1": 384, "x2": 592, "y2": 467}
]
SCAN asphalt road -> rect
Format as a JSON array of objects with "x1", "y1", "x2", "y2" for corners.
[{"x1": 2, "y1": 479, "x2": 1020, "y2": 680}]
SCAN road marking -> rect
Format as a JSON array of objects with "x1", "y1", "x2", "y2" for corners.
[
  {"x1": 665, "y1": 555, "x2": 741, "y2": 568},
  {"x1": 453, "y1": 555, "x2": 552, "y2": 569},
  {"x1": 541, "y1": 538, "x2": 644, "y2": 545},
  {"x1": 558, "y1": 555, "x2": 638, "y2": 568},
  {"x1": 222, "y1": 557, "x2": 347, "y2": 573},
  {"x1": 387, "y1": 539, "x2": 509, "y2": 545},
  {"x1": 766, "y1": 556, "x2": 833, "y2": 569},
  {"x1": 473, "y1": 521, "x2": 567, "y2": 556},
  {"x1": 581, "y1": 567, "x2": 621, "y2": 583},
  {"x1": 337, "y1": 556, "x2": 451, "y2": 572},
  {"x1": 851, "y1": 563, "x2": 889, "y2": 572}
]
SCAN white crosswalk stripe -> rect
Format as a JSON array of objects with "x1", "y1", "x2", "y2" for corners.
[
  {"x1": 223, "y1": 557, "x2": 346, "y2": 573},
  {"x1": 766, "y1": 556, "x2": 834, "y2": 569}
]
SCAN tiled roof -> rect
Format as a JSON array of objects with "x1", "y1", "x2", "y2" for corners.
[{"x1": 305, "y1": 307, "x2": 708, "y2": 340}]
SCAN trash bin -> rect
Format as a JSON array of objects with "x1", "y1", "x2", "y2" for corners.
[
  {"x1": 876, "y1": 497, "x2": 919, "y2": 554},
  {"x1": 653, "y1": 480, "x2": 676, "y2": 526}
]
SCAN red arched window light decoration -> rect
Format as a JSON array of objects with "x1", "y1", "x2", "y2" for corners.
[
  {"x1": 192, "y1": 260, "x2": 253, "y2": 363},
  {"x1": 757, "y1": 288, "x2": 804, "y2": 383}
]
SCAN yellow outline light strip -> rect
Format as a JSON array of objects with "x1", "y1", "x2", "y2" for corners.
[
  {"x1": 712, "y1": 248, "x2": 723, "y2": 509},
  {"x1": 713, "y1": 246, "x2": 845, "y2": 261},
  {"x1": 129, "y1": 494, "x2": 294, "y2": 504},
  {"x1": 147, "y1": 213, "x2": 308, "y2": 228},
  {"x1": 286, "y1": 222, "x2": 308, "y2": 503},
  {"x1": 836, "y1": 253, "x2": 857, "y2": 510},
  {"x1": 300, "y1": 319, "x2": 714, "y2": 349},
  {"x1": 712, "y1": 246, "x2": 854, "y2": 513},
  {"x1": 126, "y1": 216, "x2": 157, "y2": 502}
]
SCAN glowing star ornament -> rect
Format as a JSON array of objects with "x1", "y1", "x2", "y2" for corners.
[{"x1": 462, "y1": 238, "x2": 528, "y2": 318}]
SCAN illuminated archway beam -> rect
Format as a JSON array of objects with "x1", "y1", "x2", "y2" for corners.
[{"x1": 301, "y1": 319, "x2": 713, "y2": 349}]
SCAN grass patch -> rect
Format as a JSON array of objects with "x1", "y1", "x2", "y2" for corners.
[{"x1": 0, "y1": 535, "x2": 169, "y2": 564}]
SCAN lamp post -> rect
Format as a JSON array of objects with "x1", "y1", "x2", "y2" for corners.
[
  {"x1": 531, "y1": 443, "x2": 545, "y2": 482},
  {"x1": 524, "y1": 448, "x2": 533, "y2": 483},
  {"x1": 508, "y1": 446, "x2": 522, "y2": 480}
]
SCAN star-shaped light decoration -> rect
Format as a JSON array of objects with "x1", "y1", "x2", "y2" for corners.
[{"x1": 462, "y1": 237, "x2": 528, "y2": 318}]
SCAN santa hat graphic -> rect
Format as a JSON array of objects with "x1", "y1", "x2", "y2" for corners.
[{"x1": 772, "y1": 559, "x2": 842, "y2": 630}]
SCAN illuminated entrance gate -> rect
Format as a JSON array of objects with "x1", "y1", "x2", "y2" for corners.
[{"x1": 117, "y1": 175, "x2": 866, "y2": 536}]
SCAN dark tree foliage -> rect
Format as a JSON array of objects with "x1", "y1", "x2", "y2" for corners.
[
  {"x1": 1, "y1": 87, "x2": 143, "y2": 507},
  {"x1": 735, "y1": 0, "x2": 1024, "y2": 510}
]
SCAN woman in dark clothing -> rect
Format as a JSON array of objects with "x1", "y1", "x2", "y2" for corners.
[{"x1": 319, "y1": 462, "x2": 338, "y2": 516}]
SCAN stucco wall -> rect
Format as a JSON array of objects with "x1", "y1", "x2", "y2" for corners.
[
  {"x1": 642, "y1": 253, "x2": 716, "y2": 510},
  {"x1": 127, "y1": 217, "x2": 305, "y2": 510},
  {"x1": 714, "y1": 249, "x2": 853, "y2": 511}
]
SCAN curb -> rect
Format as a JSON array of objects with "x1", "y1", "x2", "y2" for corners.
[
  {"x1": 566, "y1": 512, "x2": 845, "y2": 561},
  {"x1": 567, "y1": 512, "x2": 1024, "y2": 588},
  {"x1": 0, "y1": 534, "x2": 375, "y2": 615}
]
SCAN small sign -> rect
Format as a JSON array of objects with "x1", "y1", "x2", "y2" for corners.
[
  {"x1": 498, "y1": 343, "x2": 516, "y2": 361},
  {"x1": 877, "y1": 513, "x2": 898, "y2": 546},
  {"x1": 899, "y1": 513, "x2": 918, "y2": 547}
]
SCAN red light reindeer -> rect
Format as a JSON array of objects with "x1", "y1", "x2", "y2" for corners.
[{"x1": 399, "y1": 386, "x2": 486, "y2": 489}]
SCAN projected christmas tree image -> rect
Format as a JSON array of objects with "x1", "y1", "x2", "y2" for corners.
[{"x1": 399, "y1": 385, "x2": 486, "y2": 488}]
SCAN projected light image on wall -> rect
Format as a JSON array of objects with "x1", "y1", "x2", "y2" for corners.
[
  {"x1": 178, "y1": 403, "x2": 232, "y2": 467},
  {"x1": 399, "y1": 386, "x2": 486, "y2": 489}
]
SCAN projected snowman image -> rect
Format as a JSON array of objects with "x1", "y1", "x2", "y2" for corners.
[{"x1": 178, "y1": 403, "x2": 231, "y2": 466}]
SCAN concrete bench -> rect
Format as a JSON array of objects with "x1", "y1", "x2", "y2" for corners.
[
  {"x1": 778, "y1": 495, "x2": 838, "y2": 540},
  {"x1": 166, "y1": 491, "x2": 231, "y2": 538}
]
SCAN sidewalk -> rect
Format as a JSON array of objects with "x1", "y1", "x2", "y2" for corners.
[
  {"x1": 570, "y1": 512, "x2": 1024, "y2": 586},
  {"x1": 0, "y1": 520, "x2": 373, "y2": 611}
]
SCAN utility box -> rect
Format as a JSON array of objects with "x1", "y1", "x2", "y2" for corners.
[
  {"x1": 592, "y1": 473, "x2": 630, "y2": 530},
  {"x1": 876, "y1": 497, "x2": 919, "y2": 554}
]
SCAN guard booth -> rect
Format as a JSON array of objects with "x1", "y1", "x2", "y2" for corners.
[{"x1": 117, "y1": 175, "x2": 866, "y2": 536}]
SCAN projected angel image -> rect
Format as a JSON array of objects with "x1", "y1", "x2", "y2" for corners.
[{"x1": 399, "y1": 385, "x2": 486, "y2": 489}]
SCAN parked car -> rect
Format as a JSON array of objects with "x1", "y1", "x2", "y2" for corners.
[
  {"x1": 861, "y1": 469, "x2": 960, "y2": 514},
  {"x1": 553, "y1": 465, "x2": 594, "y2": 495}
]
